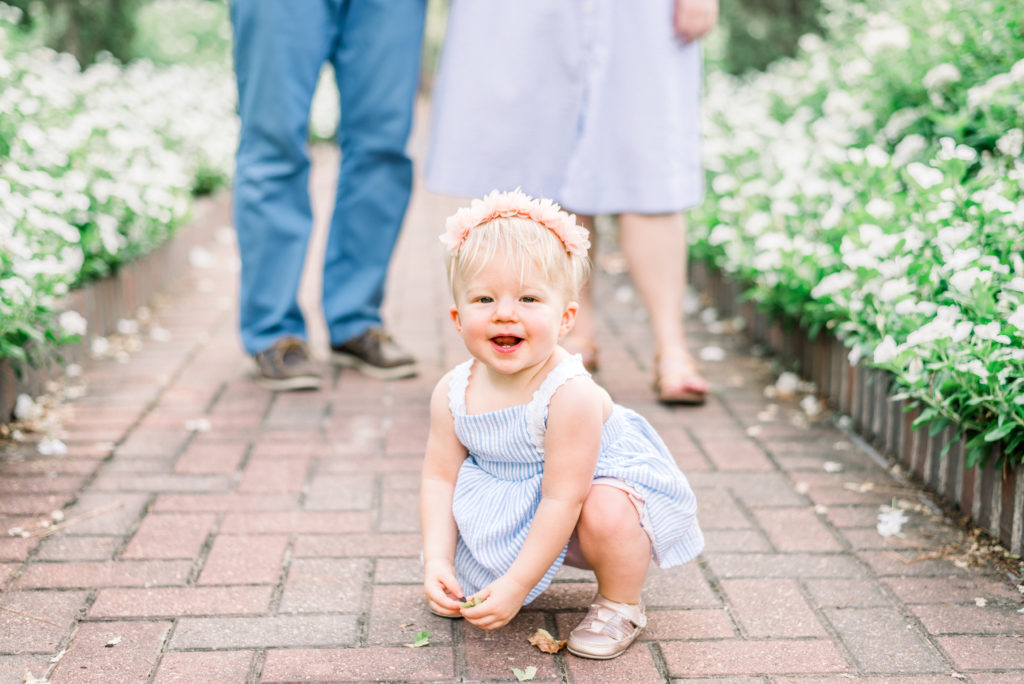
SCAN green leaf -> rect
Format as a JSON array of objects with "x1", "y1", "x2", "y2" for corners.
[
  {"x1": 928, "y1": 417, "x2": 949, "y2": 437},
  {"x1": 965, "y1": 446, "x2": 984, "y2": 468},
  {"x1": 405, "y1": 630, "x2": 430, "y2": 648},
  {"x1": 512, "y1": 666, "x2": 537, "y2": 682},
  {"x1": 912, "y1": 408, "x2": 938, "y2": 430},
  {"x1": 984, "y1": 423, "x2": 1014, "y2": 443}
]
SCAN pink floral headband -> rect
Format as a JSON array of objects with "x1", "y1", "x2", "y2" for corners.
[{"x1": 440, "y1": 188, "x2": 590, "y2": 256}]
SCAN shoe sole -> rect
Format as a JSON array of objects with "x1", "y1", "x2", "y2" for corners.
[
  {"x1": 331, "y1": 351, "x2": 418, "y2": 380},
  {"x1": 256, "y1": 375, "x2": 323, "y2": 391},
  {"x1": 566, "y1": 639, "x2": 636, "y2": 660}
]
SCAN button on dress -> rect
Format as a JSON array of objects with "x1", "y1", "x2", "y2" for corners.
[
  {"x1": 426, "y1": 0, "x2": 706, "y2": 215},
  {"x1": 449, "y1": 355, "x2": 704, "y2": 604}
]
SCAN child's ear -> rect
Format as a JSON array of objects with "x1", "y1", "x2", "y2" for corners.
[
  {"x1": 560, "y1": 301, "x2": 579, "y2": 338},
  {"x1": 450, "y1": 305, "x2": 462, "y2": 332}
]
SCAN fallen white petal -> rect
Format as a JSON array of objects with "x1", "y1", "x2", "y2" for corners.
[
  {"x1": 38, "y1": 438, "x2": 68, "y2": 456},
  {"x1": 699, "y1": 346, "x2": 726, "y2": 362}
]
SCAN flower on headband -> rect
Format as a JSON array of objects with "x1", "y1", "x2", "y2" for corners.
[{"x1": 440, "y1": 188, "x2": 590, "y2": 256}]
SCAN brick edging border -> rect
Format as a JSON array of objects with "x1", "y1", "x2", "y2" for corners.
[
  {"x1": 691, "y1": 261, "x2": 1023, "y2": 556},
  {"x1": 0, "y1": 193, "x2": 231, "y2": 424}
]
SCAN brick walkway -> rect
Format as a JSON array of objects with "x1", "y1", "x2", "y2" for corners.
[{"x1": 2, "y1": 126, "x2": 1023, "y2": 683}]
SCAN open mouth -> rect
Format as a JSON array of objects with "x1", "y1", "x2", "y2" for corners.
[{"x1": 490, "y1": 335, "x2": 523, "y2": 350}]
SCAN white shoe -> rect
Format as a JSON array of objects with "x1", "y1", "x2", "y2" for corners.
[{"x1": 566, "y1": 594, "x2": 647, "y2": 659}]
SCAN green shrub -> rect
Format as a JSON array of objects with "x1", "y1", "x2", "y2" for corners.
[{"x1": 692, "y1": 0, "x2": 1024, "y2": 464}]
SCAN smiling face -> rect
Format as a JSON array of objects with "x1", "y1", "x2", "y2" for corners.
[{"x1": 450, "y1": 251, "x2": 578, "y2": 378}]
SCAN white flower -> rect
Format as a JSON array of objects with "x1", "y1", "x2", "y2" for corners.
[
  {"x1": 906, "y1": 357, "x2": 925, "y2": 382},
  {"x1": 894, "y1": 299, "x2": 918, "y2": 315},
  {"x1": 937, "y1": 224, "x2": 974, "y2": 250},
  {"x1": 865, "y1": 145, "x2": 890, "y2": 167},
  {"x1": 865, "y1": 198, "x2": 895, "y2": 219},
  {"x1": 877, "y1": 278, "x2": 915, "y2": 302},
  {"x1": 873, "y1": 336, "x2": 900, "y2": 364},
  {"x1": 996, "y1": 129, "x2": 1023, "y2": 157},
  {"x1": 923, "y1": 63, "x2": 961, "y2": 90},
  {"x1": 892, "y1": 134, "x2": 928, "y2": 167},
  {"x1": 708, "y1": 224, "x2": 736, "y2": 246},
  {"x1": 862, "y1": 23, "x2": 911, "y2": 56},
  {"x1": 907, "y1": 162, "x2": 943, "y2": 189},
  {"x1": 744, "y1": 212, "x2": 772, "y2": 235},
  {"x1": 958, "y1": 359, "x2": 989, "y2": 381},
  {"x1": 711, "y1": 174, "x2": 738, "y2": 194},
  {"x1": 973, "y1": 322, "x2": 1002, "y2": 341},
  {"x1": 812, "y1": 271, "x2": 856, "y2": 299},
  {"x1": 953, "y1": 321, "x2": 974, "y2": 343},
  {"x1": 58, "y1": 310, "x2": 87, "y2": 336},
  {"x1": 1007, "y1": 307, "x2": 1024, "y2": 331},
  {"x1": 949, "y1": 268, "x2": 983, "y2": 294}
]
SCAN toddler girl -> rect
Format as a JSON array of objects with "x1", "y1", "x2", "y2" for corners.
[{"x1": 420, "y1": 189, "x2": 704, "y2": 659}]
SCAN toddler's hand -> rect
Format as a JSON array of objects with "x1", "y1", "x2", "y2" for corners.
[
  {"x1": 423, "y1": 559, "x2": 464, "y2": 617},
  {"x1": 674, "y1": 0, "x2": 719, "y2": 43},
  {"x1": 459, "y1": 575, "x2": 531, "y2": 630}
]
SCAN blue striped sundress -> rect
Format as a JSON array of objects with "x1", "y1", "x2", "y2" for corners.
[{"x1": 449, "y1": 354, "x2": 704, "y2": 605}]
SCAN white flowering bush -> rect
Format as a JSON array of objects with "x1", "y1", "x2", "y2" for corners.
[
  {"x1": 0, "y1": 2, "x2": 237, "y2": 368},
  {"x1": 692, "y1": 0, "x2": 1024, "y2": 464}
]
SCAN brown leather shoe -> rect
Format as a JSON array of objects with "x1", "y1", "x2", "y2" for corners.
[
  {"x1": 330, "y1": 328, "x2": 418, "y2": 380},
  {"x1": 253, "y1": 337, "x2": 323, "y2": 391}
]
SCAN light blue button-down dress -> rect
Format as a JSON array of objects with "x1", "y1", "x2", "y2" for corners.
[
  {"x1": 448, "y1": 355, "x2": 704, "y2": 604},
  {"x1": 426, "y1": 0, "x2": 705, "y2": 215}
]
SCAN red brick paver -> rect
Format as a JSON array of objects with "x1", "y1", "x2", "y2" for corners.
[{"x1": 1, "y1": 116, "x2": 1021, "y2": 683}]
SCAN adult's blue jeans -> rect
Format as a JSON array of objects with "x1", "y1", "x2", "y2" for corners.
[{"x1": 230, "y1": 0, "x2": 425, "y2": 354}]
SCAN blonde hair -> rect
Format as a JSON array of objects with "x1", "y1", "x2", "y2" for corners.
[{"x1": 446, "y1": 216, "x2": 590, "y2": 301}]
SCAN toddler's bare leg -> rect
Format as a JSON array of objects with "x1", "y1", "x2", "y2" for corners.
[{"x1": 574, "y1": 484, "x2": 651, "y2": 604}]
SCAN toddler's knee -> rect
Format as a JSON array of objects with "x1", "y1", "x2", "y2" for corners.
[{"x1": 578, "y1": 486, "x2": 639, "y2": 540}]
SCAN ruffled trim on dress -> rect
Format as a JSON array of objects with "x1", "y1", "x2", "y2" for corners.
[
  {"x1": 447, "y1": 358, "x2": 474, "y2": 416},
  {"x1": 525, "y1": 354, "x2": 590, "y2": 452}
]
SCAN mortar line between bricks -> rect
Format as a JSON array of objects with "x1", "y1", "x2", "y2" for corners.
[
  {"x1": 182, "y1": 507, "x2": 224, "y2": 586},
  {"x1": 805, "y1": 424, "x2": 972, "y2": 677},
  {"x1": 356, "y1": 552, "x2": 376, "y2": 647},
  {"x1": 265, "y1": 537, "x2": 295, "y2": 614},
  {"x1": 202, "y1": 380, "x2": 228, "y2": 414},
  {"x1": 725, "y1": 486, "x2": 779, "y2": 555},
  {"x1": 645, "y1": 641, "x2": 671, "y2": 683},
  {"x1": 142, "y1": 615, "x2": 176, "y2": 684},
  {"x1": 793, "y1": 574, "x2": 861, "y2": 676},
  {"x1": 249, "y1": 648, "x2": 266, "y2": 683}
]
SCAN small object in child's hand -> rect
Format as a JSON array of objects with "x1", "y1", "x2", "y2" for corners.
[
  {"x1": 528, "y1": 627, "x2": 567, "y2": 653},
  {"x1": 512, "y1": 666, "x2": 537, "y2": 682},
  {"x1": 405, "y1": 630, "x2": 430, "y2": 648},
  {"x1": 460, "y1": 596, "x2": 483, "y2": 609}
]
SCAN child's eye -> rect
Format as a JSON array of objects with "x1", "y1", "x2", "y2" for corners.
[
  {"x1": 520, "y1": 296, "x2": 538, "y2": 303},
  {"x1": 476, "y1": 296, "x2": 493, "y2": 303}
]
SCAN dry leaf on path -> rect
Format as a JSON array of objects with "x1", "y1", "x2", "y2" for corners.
[
  {"x1": 527, "y1": 628, "x2": 567, "y2": 654},
  {"x1": 512, "y1": 666, "x2": 537, "y2": 682}
]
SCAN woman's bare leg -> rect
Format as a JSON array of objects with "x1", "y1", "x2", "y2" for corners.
[{"x1": 619, "y1": 212, "x2": 707, "y2": 399}]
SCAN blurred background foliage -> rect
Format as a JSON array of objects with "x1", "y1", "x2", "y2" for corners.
[
  {"x1": 3, "y1": 0, "x2": 827, "y2": 76},
  {"x1": 712, "y1": 0, "x2": 826, "y2": 74}
]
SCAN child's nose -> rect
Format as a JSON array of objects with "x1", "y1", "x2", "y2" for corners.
[{"x1": 493, "y1": 297, "x2": 519, "y2": 321}]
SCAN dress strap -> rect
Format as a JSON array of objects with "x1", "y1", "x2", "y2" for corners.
[
  {"x1": 525, "y1": 354, "x2": 590, "y2": 451},
  {"x1": 447, "y1": 358, "x2": 474, "y2": 416}
]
